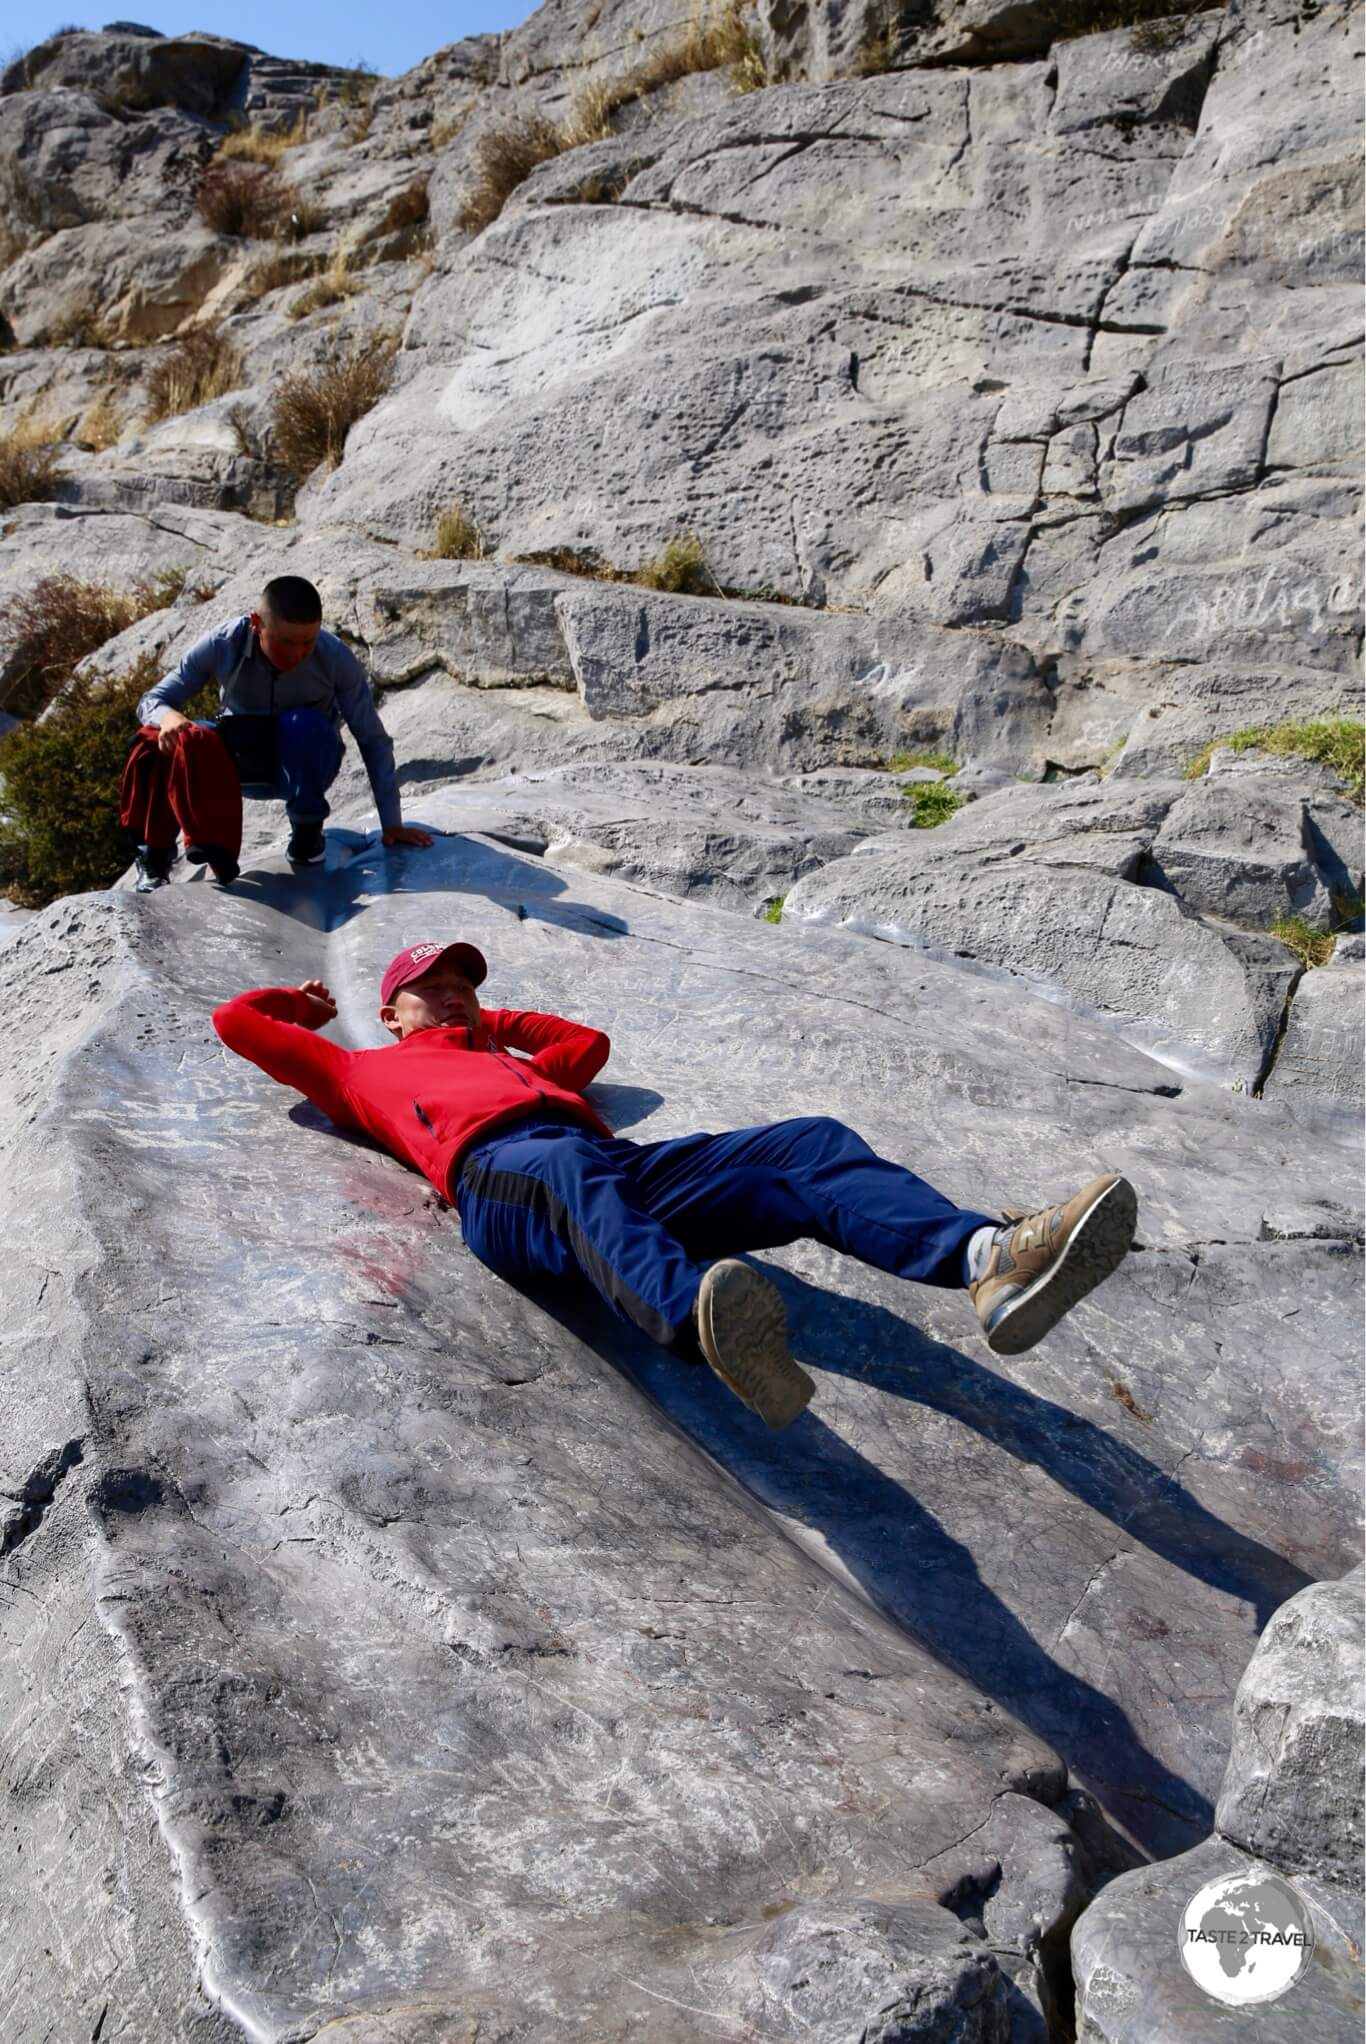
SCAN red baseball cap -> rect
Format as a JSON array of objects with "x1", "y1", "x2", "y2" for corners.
[{"x1": 380, "y1": 940, "x2": 488, "y2": 1007}]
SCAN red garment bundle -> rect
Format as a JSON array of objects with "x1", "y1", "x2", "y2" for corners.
[{"x1": 119, "y1": 724, "x2": 242, "y2": 859}]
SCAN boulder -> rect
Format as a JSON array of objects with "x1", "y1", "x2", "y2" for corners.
[
  {"x1": 1072, "y1": 1566, "x2": 1366, "y2": 2044},
  {"x1": 1261, "y1": 945, "x2": 1366, "y2": 1122}
]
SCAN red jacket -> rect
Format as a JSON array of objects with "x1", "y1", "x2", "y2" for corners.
[{"x1": 212, "y1": 988, "x2": 612, "y2": 1200}]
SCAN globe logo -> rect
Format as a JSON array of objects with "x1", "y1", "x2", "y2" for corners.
[{"x1": 1179, "y1": 1868, "x2": 1315, "y2": 2006}]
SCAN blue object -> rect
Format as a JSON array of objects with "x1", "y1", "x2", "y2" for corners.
[
  {"x1": 137, "y1": 615, "x2": 402, "y2": 830},
  {"x1": 456, "y1": 1112, "x2": 999, "y2": 1345}
]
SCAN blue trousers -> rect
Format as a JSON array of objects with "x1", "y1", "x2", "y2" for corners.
[
  {"x1": 455, "y1": 1114, "x2": 1000, "y2": 1347},
  {"x1": 216, "y1": 707, "x2": 344, "y2": 825}
]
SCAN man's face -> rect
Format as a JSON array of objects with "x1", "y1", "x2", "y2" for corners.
[
  {"x1": 380, "y1": 959, "x2": 481, "y2": 1041},
  {"x1": 251, "y1": 609, "x2": 320, "y2": 673}
]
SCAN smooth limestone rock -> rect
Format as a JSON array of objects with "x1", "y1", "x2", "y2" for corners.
[
  {"x1": 1072, "y1": 1566, "x2": 1365, "y2": 2044},
  {"x1": 1, "y1": 789, "x2": 1361, "y2": 2038}
]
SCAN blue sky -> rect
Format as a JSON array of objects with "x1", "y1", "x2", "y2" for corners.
[{"x1": 5, "y1": 2, "x2": 529, "y2": 79}]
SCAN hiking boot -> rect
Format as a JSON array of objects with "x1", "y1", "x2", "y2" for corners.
[
  {"x1": 286, "y1": 820, "x2": 326, "y2": 866},
  {"x1": 184, "y1": 842, "x2": 240, "y2": 884},
  {"x1": 968, "y1": 1173, "x2": 1137, "y2": 1355},
  {"x1": 134, "y1": 845, "x2": 174, "y2": 893},
  {"x1": 694, "y1": 1260, "x2": 815, "y2": 1430}
]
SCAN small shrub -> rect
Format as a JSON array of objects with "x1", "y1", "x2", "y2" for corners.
[
  {"x1": 288, "y1": 246, "x2": 363, "y2": 321},
  {"x1": 143, "y1": 323, "x2": 243, "y2": 424},
  {"x1": 270, "y1": 337, "x2": 398, "y2": 481},
  {"x1": 216, "y1": 111, "x2": 308, "y2": 165},
  {"x1": 0, "y1": 657, "x2": 163, "y2": 905},
  {"x1": 0, "y1": 424, "x2": 62, "y2": 509},
  {"x1": 763, "y1": 896, "x2": 784, "y2": 924},
  {"x1": 458, "y1": 116, "x2": 567, "y2": 234},
  {"x1": 905, "y1": 782, "x2": 966, "y2": 828},
  {"x1": 633, "y1": 533, "x2": 712, "y2": 595},
  {"x1": 430, "y1": 505, "x2": 488, "y2": 560},
  {"x1": 197, "y1": 162, "x2": 322, "y2": 242},
  {"x1": 886, "y1": 749, "x2": 958, "y2": 776},
  {"x1": 0, "y1": 570, "x2": 188, "y2": 720},
  {"x1": 1270, "y1": 916, "x2": 1336, "y2": 970},
  {"x1": 1183, "y1": 719, "x2": 1365, "y2": 802},
  {"x1": 336, "y1": 61, "x2": 378, "y2": 108}
]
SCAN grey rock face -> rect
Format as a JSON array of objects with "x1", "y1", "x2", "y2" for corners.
[
  {"x1": 1261, "y1": 945, "x2": 1366, "y2": 1120},
  {"x1": 779, "y1": 778, "x2": 1328, "y2": 1087}
]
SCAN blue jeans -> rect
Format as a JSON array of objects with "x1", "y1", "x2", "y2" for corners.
[
  {"x1": 214, "y1": 707, "x2": 344, "y2": 825},
  {"x1": 455, "y1": 1113, "x2": 999, "y2": 1347}
]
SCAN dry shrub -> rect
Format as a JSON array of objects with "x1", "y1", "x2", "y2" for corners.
[
  {"x1": 143, "y1": 323, "x2": 243, "y2": 423},
  {"x1": 216, "y1": 111, "x2": 308, "y2": 165},
  {"x1": 0, "y1": 422, "x2": 63, "y2": 509},
  {"x1": 197, "y1": 162, "x2": 323, "y2": 242},
  {"x1": 457, "y1": 116, "x2": 566, "y2": 234},
  {"x1": 0, "y1": 569, "x2": 190, "y2": 720},
  {"x1": 379, "y1": 178, "x2": 430, "y2": 234},
  {"x1": 270, "y1": 337, "x2": 398, "y2": 480},
  {"x1": 288, "y1": 246, "x2": 364, "y2": 321}
]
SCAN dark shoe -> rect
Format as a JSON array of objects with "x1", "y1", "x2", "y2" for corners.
[
  {"x1": 694, "y1": 1260, "x2": 814, "y2": 1430},
  {"x1": 134, "y1": 845, "x2": 174, "y2": 893},
  {"x1": 286, "y1": 821, "x2": 326, "y2": 866},
  {"x1": 184, "y1": 842, "x2": 240, "y2": 884},
  {"x1": 968, "y1": 1174, "x2": 1137, "y2": 1355}
]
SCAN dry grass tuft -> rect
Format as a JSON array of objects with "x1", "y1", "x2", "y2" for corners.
[
  {"x1": 77, "y1": 387, "x2": 125, "y2": 451},
  {"x1": 514, "y1": 531, "x2": 716, "y2": 595},
  {"x1": 0, "y1": 420, "x2": 63, "y2": 509},
  {"x1": 216, "y1": 111, "x2": 309, "y2": 165},
  {"x1": 143, "y1": 323, "x2": 243, "y2": 423},
  {"x1": 459, "y1": 4, "x2": 767, "y2": 232},
  {"x1": 429, "y1": 504, "x2": 489, "y2": 559},
  {"x1": 288, "y1": 245, "x2": 364, "y2": 321},
  {"x1": 270, "y1": 337, "x2": 398, "y2": 481}
]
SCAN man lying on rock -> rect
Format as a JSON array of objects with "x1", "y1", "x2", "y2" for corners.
[
  {"x1": 122, "y1": 572, "x2": 432, "y2": 890},
  {"x1": 213, "y1": 940, "x2": 1138, "y2": 1429}
]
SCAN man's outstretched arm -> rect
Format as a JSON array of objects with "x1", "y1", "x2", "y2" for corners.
[
  {"x1": 213, "y1": 981, "x2": 358, "y2": 1128},
  {"x1": 484, "y1": 1008, "x2": 611, "y2": 1092}
]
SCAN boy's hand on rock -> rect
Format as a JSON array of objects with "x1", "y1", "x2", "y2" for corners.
[{"x1": 297, "y1": 980, "x2": 337, "y2": 1028}]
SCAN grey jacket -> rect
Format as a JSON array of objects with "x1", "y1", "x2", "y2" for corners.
[{"x1": 136, "y1": 615, "x2": 402, "y2": 830}]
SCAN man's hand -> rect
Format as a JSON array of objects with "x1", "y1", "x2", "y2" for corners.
[
  {"x1": 382, "y1": 823, "x2": 434, "y2": 848},
  {"x1": 296, "y1": 980, "x2": 338, "y2": 1029},
  {"x1": 156, "y1": 709, "x2": 190, "y2": 754}
]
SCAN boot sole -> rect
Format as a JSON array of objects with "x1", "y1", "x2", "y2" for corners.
[
  {"x1": 984, "y1": 1176, "x2": 1137, "y2": 1355},
  {"x1": 696, "y1": 1261, "x2": 814, "y2": 1431}
]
